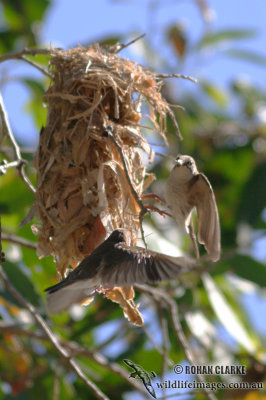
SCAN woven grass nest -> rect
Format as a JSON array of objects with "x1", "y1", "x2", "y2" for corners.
[{"x1": 33, "y1": 43, "x2": 180, "y2": 325}]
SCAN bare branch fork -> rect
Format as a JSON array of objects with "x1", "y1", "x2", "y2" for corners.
[
  {"x1": 0, "y1": 93, "x2": 36, "y2": 193},
  {"x1": 0, "y1": 218, "x2": 110, "y2": 400},
  {"x1": 0, "y1": 48, "x2": 51, "y2": 64},
  {"x1": 0, "y1": 322, "x2": 148, "y2": 397},
  {"x1": 0, "y1": 274, "x2": 110, "y2": 400},
  {"x1": 135, "y1": 284, "x2": 218, "y2": 400},
  {"x1": 0, "y1": 216, "x2": 146, "y2": 398},
  {"x1": 0, "y1": 47, "x2": 52, "y2": 78}
]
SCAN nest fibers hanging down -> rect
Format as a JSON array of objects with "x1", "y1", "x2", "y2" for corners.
[{"x1": 33, "y1": 44, "x2": 181, "y2": 325}]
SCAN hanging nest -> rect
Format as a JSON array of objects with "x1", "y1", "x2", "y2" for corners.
[{"x1": 33, "y1": 43, "x2": 180, "y2": 325}]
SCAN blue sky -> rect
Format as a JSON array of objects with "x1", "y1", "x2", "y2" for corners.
[
  {"x1": 1, "y1": 0, "x2": 266, "y2": 147},
  {"x1": 42, "y1": 0, "x2": 266, "y2": 83},
  {"x1": 1, "y1": 4, "x2": 266, "y2": 397}
]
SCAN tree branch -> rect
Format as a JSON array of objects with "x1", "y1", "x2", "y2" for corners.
[
  {"x1": 0, "y1": 92, "x2": 36, "y2": 193},
  {"x1": 20, "y1": 55, "x2": 53, "y2": 78},
  {"x1": 0, "y1": 48, "x2": 52, "y2": 64},
  {"x1": 0, "y1": 322, "x2": 148, "y2": 397},
  {"x1": 134, "y1": 284, "x2": 218, "y2": 400},
  {"x1": 141, "y1": 323, "x2": 174, "y2": 367},
  {"x1": 0, "y1": 218, "x2": 110, "y2": 400},
  {"x1": 156, "y1": 304, "x2": 170, "y2": 400},
  {"x1": 0, "y1": 145, "x2": 36, "y2": 154},
  {"x1": 2, "y1": 232, "x2": 37, "y2": 250},
  {"x1": 157, "y1": 73, "x2": 198, "y2": 83},
  {"x1": 0, "y1": 159, "x2": 23, "y2": 174},
  {"x1": 115, "y1": 34, "x2": 146, "y2": 53},
  {"x1": 0, "y1": 268, "x2": 111, "y2": 400}
]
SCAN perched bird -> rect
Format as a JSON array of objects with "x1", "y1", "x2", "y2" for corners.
[
  {"x1": 165, "y1": 154, "x2": 220, "y2": 261},
  {"x1": 45, "y1": 229, "x2": 196, "y2": 314},
  {"x1": 123, "y1": 359, "x2": 157, "y2": 399}
]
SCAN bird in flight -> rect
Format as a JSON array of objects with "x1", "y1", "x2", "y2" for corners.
[
  {"x1": 165, "y1": 154, "x2": 220, "y2": 262},
  {"x1": 45, "y1": 228, "x2": 196, "y2": 314}
]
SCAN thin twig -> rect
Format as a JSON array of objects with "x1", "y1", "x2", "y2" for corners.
[
  {"x1": 104, "y1": 126, "x2": 148, "y2": 247},
  {"x1": 157, "y1": 73, "x2": 198, "y2": 83},
  {"x1": 0, "y1": 269, "x2": 110, "y2": 400},
  {"x1": 0, "y1": 93, "x2": 21, "y2": 159},
  {"x1": 2, "y1": 232, "x2": 37, "y2": 250},
  {"x1": 0, "y1": 323, "x2": 44, "y2": 339},
  {"x1": 94, "y1": 321, "x2": 127, "y2": 352},
  {"x1": 0, "y1": 218, "x2": 4, "y2": 263},
  {"x1": 0, "y1": 221, "x2": 110, "y2": 400},
  {"x1": 167, "y1": 107, "x2": 183, "y2": 140},
  {"x1": 0, "y1": 322, "x2": 148, "y2": 397},
  {"x1": 0, "y1": 159, "x2": 23, "y2": 174},
  {"x1": 68, "y1": 344, "x2": 148, "y2": 397},
  {"x1": 134, "y1": 284, "x2": 217, "y2": 400},
  {"x1": 0, "y1": 146, "x2": 36, "y2": 154},
  {"x1": 157, "y1": 304, "x2": 170, "y2": 400},
  {"x1": 0, "y1": 92, "x2": 36, "y2": 193},
  {"x1": 167, "y1": 300, "x2": 216, "y2": 400},
  {"x1": 52, "y1": 364, "x2": 60, "y2": 400},
  {"x1": 20, "y1": 55, "x2": 53, "y2": 78},
  {"x1": 0, "y1": 48, "x2": 51, "y2": 64},
  {"x1": 115, "y1": 34, "x2": 146, "y2": 53},
  {"x1": 141, "y1": 324, "x2": 174, "y2": 367}
]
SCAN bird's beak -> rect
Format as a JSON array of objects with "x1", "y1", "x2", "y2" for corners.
[{"x1": 174, "y1": 158, "x2": 184, "y2": 167}]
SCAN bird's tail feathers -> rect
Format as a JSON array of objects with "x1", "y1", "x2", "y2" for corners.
[
  {"x1": 46, "y1": 279, "x2": 99, "y2": 314},
  {"x1": 45, "y1": 279, "x2": 69, "y2": 293}
]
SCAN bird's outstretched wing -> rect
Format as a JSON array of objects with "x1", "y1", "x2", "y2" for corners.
[
  {"x1": 44, "y1": 226, "x2": 197, "y2": 314},
  {"x1": 99, "y1": 245, "x2": 196, "y2": 287},
  {"x1": 189, "y1": 173, "x2": 220, "y2": 261}
]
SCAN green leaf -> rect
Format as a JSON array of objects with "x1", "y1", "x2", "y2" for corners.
[
  {"x1": 201, "y1": 81, "x2": 228, "y2": 106},
  {"x1": 2, "y1": 3, "x2": 23, "y2": 29},
  {"x1": 0, "y1": 30, "x2": 20, "y2": 53},
  {"x1": 226, "y1": 254, "x2": 266, "y2": 288},
  {"x1": 225, "y1": 49, "x2": 266, "y2": 66},
  {"x1": 23, "y1": 0, "x2": 50, "y2": 22},
  {"x1": 27, "y1": 53, "x2": 50, "y2": 66},
  {"x1": 238, "y1": 160, "x2": 266, "y2": 225},
  {"x1": 202, "y1": 273, "x2": 256, "y2": 354},
  {"x1": 22, "y1": 78, "x2": 46, "y2": 95},
  {"x1": 1, "y1": 0, "x2": 51, "y2": 49},
  {"x1": 0, "y1": 169, "x2": 35, "y2": 223},
  {"x1": 1, "y1": 261, "x2": 41, "y2": 307},
  {"x1": 195, "y1": 28, "x2": 257, "y2": 50},
  {"x1": 99, "y1": 35, "x2": 123, "y2": 47},
  {"x1": 2, "y1": 0, "x2": 50, "y2": 25}
]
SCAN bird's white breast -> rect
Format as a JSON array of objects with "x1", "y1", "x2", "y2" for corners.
[{"x1": 165, "y1": 166, "x2": 194, "y2": 233}]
